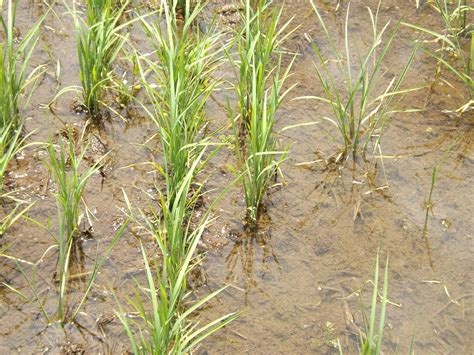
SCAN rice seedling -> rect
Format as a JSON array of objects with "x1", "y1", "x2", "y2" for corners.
[
  {"x1": 47, "y1": 134, "x2": 105, "y2": 241},
  {"x1": 0, "y1": 195, "x2": 34, "y2": 236},
  {"x1": 421, "y1": 139, "x2": 459, "y2": 266},
  {"x1": 46, "y1": 133, "x2": 107, "y2": 321},
  {"x1": 115, "y1": 4, "x2": 237, "y2": 348},
  {"x1": 3, "y1": 219, "x2": 128, "y2": 324},
  {"x1": 0, "y1": 0, "x2": 46, "y2": 234},
  {"x1": 228, "y1": 0, "x2": 295, "y2": 225},
  {"x1": 359, "y1": 253, "x2": 389, "y2": 354},
  {"x1": 116, "y1": 241, "x2": 238, "y2": 354},
  {"x1": 403, "y1": 0, "x2": 473, "y2": 111},
  {"x1": 336, "y1": 253, "x2": 390, "y2": 355},
  {"x1": 114, "y1": 52, "x2": 140, "y2": 110},
  {"x1": 0, "y1": 132, "x2": 36, "y2": 237},
  {"x1": 1, "y1": 0, "x2": 46, "y2": 186},
  {"x1": 431, "y1": 0, "x2": 471, "y2": 37},
  {"x1": 0, "y1": 0, "x2": 46, "y2": 133},
  {"x1": 0, "y1": 129, "x2": 34, "y2": 237},
  {"x1": 58, "y1": 0, "x2": 129, "y2": 117},
  {"x1": 175, "y1": 0, "x2": 187, "y2": 15},
  {"x1": 135, "y1": 0, "x2": 224, "y2": 204},
  {"x1": 87, "y1": 0, "x2": 123, "y2": 21},
  {"x1": 303, "y1": 1, "x2": 418, "y2": 163},
  {"x1": 2, "y1": 133, "x2": 127, "y2": 324},
  {"x1": 116, "y1": 214, "x2": 237, "y2": 353},
  {"x1": 0, "y1": 123, "x2": 21, "y2": 192},
  {"x1": 118, "y1": 149, "x2": 238, "y2": 353},
  {"x1": 231, "y1": 0, "x2": 293, "y2": 131}
]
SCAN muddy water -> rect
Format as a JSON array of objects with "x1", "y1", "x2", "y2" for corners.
[{"x1": 1, "y1": 0, "x2": 473, "y2": 353}]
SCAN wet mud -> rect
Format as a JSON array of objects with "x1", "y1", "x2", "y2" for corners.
[{"x1": 0, "y1": 0, "x2": 473, "y2": 353}]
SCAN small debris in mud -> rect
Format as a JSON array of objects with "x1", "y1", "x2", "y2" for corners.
[
  {"x1": 309, "y1": 321, "x2": 340, "y2": 351},
  {"x1": 60, "y1": 342, "x2": 85, "y2": 354},
  {"x1": 111, "y1": 216, "x2": 127, "y2": 233},
  {"x1": 71, "y1": 99, "x2": 88, "y2": 115},
  {"x1": 85, "y1": 133, "x2": 113, "y2": 177},
  {"x1": 216, "y1": 3, "x2": 243, "y2": 27},
  {"x1": 188, "y1": 265, "x2": 207, "y2": 290},
  {"x1": 315, "y1": 245, "x2": 331, "y2": 256},
  {"x1": 80, "y1": 227, "x2": 94, "y2": 241}
]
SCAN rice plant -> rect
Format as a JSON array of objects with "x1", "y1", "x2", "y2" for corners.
[
  {"x1": 229, "y1": 0, "x2": 295, "y2": 225},
  {"x1": 3, "y1": 218, "x2": 128, "y2": 324},
  {"x1": 114, "y1": 3, "x2": 237, "y2": 347},
  {"x1": 336, "y1": 253, "x2": 390, "y2": 354},
  {"x1": 118, "y1": 151, "x2": 238, "y2": 353},
  {"x1": 3, "y1": 133, "x2": 127, "y2": 324},
  {"x1": 117, "y1": 241, "x2": 238, "y2": 354},
  {"x1": 0, "y1": 0, "x2": 46, "y2": 183},
  {"x1": 47, "y1": 134, "x2": 105, "y2": 240},
  {"x1": 61, "y1": 0, "x2": 128, "y2": 117},
  {"x1": 0, "y1": 0, "x2": 46, "y2": 131},
  {"x1": 0, "y1": 0, "x2": 46, "y2": 236},
  {"x1": 117, "y1": 212, "x2": 237, "y2": 353},
  {"x1": 303, "y1": 1, "x2": 418, "y2": 163},
  {"x1": 0, "y1": 125, "x2": 35, "y2": 237},
  {"x1": 115, "y1": 4, "x2": 238, "y2": 347},
  {"x1": 231, "y1": 0, "x2": 293, "y2": 130},
  {"x1": 0, "y1": 123, "x2": 21, "y2": 192},
  {"x1": 0, "y1": 195, "x2": 34, "y2": 236},
  {"x1": 430, "y1": 0, "x2": 471, "y2": 37},
  {"x1": 87, "y1": 0, "x2": 123, "y2": 22},
  {"x1": 135, "y1": 0, "x2": 224, "y2": 205},
  {"x1": 359, "y1": 253, "x2": 389, "y2": 354},
  {"x1": 421, "y1": 139, "x2": 458, "y2": 266},
  {"x1": 47, "y1": 133, "x2": 107, "y2": 321},
  {"x1": 403, "y1": 0, "x2": 473, "y2": 111}
]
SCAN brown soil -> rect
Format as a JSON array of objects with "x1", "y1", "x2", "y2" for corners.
[{"x1": 1, "y1": 0, "x2": 473, "y2": 353}]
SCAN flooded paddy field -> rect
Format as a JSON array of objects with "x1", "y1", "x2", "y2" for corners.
[{"x1": 0, "y1": 0, "x2": 472, "y2": 353}]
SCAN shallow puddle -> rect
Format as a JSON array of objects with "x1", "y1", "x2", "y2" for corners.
[{"x1": 0, "y1": 0, "x2": 473, "y2": 353}]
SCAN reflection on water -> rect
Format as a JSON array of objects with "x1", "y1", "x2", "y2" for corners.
[
  {"x1": 224, "y1": 219, "x2": 280, "y2": 305},
  {"x1": 68, "y1": 236, "x2": 88, "y2": 291}
]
